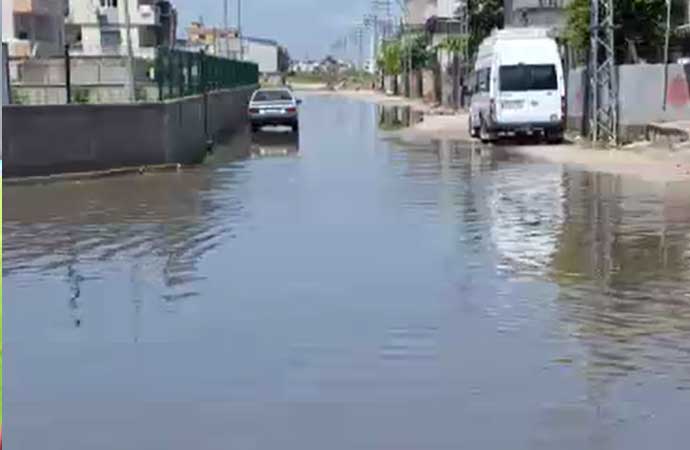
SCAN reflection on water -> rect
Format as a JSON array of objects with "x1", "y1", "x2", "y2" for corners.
[
  {"x1": 377, "y1": 105, "x2": 423, "y2": 131},
  {"x1": 551, "y1": 172, "x2": 690, "y2": 382},
  {"x1": 5, "y1": 96, "x2": 690, "y2": 449},
  {"x1": 250, "y1": 128, "x2": 300, "y2": 158}
]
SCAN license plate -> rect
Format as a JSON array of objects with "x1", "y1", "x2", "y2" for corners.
[
  {"x1": 501, "y1": 100, "x2": 524, "y2": 109},
  {"x1": 262, "y1": 109, "x2": 283, "y2": 114}
]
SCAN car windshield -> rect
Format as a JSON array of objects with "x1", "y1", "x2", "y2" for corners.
[
  {"x1": 253, "y1": 90, "x2": 294, "y2": 102},
  {"x1": 499, "y1": 65, "x2": 557, "y2": 91}
]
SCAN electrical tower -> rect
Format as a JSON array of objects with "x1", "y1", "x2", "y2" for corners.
[
  {"x1": 588, "y1": 0, "x2": 618, "y2": 145},
  {"x1": 372, "y1": 0, "x2": 393, "y2": 39}
]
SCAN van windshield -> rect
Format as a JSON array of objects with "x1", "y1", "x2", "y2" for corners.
[{"x1": 499, "y1": 65, "x2": 557, "y2": 91}]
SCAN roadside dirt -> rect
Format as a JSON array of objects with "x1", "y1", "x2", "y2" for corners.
[{"x1": 298, "y1": 87, "x2": 690, "y2": 183}]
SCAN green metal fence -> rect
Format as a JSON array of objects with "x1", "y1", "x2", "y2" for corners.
[{"x1": 155, "y1": 48, "x2": 259, "y2": 100}]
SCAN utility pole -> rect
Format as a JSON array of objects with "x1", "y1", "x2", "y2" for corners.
[
  {"x1": 364, "y1": 14, "x2": 380, "y2": 73},
  {"x1": 588, "y1": 0, "x2": 618, "y2": 145},
  {"x1": 123, "y1": 0, "x2": 136, "y2": 102},
  {"x1": 238, "y1": 0, "x2": 243, "y2": 59},
  {"x1": 662, "y1": 0, "x2": 672, "y2": 111},
  {"x1": 223, "y1": 0, "x2": 229, "y2": 58},
  {"x1": 372, "y1": 0, "x2": 392, "y2": 40}
]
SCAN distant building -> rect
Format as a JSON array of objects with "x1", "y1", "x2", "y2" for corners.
[
  {"x1": 1, "y1": 0, "x2": 67, "y2": 58},
  {"x1": 65, "y1": 0, "x2": 177, "y2": 60},
  {"x1": 185, "y1": 21, "x2": 240, "y2": 58},
  {"x1": 504, "y1": 0, "x2": 571, "y2": 34},
  {"x1": 291, "y1": 60, "x2": 319, "y2": 73},
  {"x1": 404, "y1": 0, "x2": 437, "y2": 26}
]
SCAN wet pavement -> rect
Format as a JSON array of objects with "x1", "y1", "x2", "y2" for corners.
[{"x1": 4, "y1": 95, "x2": 690, "y2": 450}]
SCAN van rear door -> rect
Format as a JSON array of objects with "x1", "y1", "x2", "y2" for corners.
[{"x1": 497, "y1": 64, "x2": 561, "y2": 125}]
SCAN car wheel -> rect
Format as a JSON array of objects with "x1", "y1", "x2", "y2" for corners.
[
  {"x1": 292, "y1": 122, "x2": 299, "y2": 133},
  {"x1": 251, "y1": 124, "x2": 260, "y2": 133}
]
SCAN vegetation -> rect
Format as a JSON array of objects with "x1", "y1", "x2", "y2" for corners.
[
  {"x1": 468, "y1": 0, "x2": 504, "y2": 58},
  {"x1": 565, "y1": 0, "x2": 687, "y2": 63},
  {"x1": 400, "y1": 33, "x2": 435, "y2": 71},
  {"x1": 378, "y1": 41, "x2": 403, "y2": 76},
  {"x1": 73, "y1": 88, "x2": 91, "y2": 104},
  {"x1": 436, "y1": 36, "x2": 469, "y2": 56}
]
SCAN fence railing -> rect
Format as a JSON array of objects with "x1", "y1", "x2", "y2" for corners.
[{"x1": 155, "y1": 48, "x2": 259, "y2": 101}]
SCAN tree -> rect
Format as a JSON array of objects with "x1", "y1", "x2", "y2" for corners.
[
  {"x1": 401, "y1": 33, "x2": 434, "y2": 71},
  {"x1": 565, "y1": 0, "x2": 685, "y2": 63},
  {"x1": 468, "y1": 0, "x2": 504, "y2": 58},
  {"x1": 378, "y1": 41, "x2": 402, "y2": 76}
]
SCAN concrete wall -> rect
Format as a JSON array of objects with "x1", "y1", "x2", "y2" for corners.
[
  {"x1": 567, "y1": 64, "x2": 690, "y2": 142},
  {"x1": 10, "y1": 56, "x2": 156, "y2": 105},
  {"x1": 422, "y1": 68, "x2": 438, "y2": 104},
  {"x1": 12, "y1": 84, "x2": 159, "y2": 105},
  {"x1": 409, "y1": 70, "x2": 422, "y2": 99},
  {"x1": 2, "y1": 86, "x2": 255, "y2": 177}
]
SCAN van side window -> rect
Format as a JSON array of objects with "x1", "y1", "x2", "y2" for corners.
[{"x1": 477, "y1": 68, "x2": 491, "y2": 93}]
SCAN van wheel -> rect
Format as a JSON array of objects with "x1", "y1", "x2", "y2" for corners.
[
  {"x1": 469, "y1": 116, "x2": 479, "y2": 139},
  {"x1": 479, "y1": 119, "x2": 495, "y2": 144}
]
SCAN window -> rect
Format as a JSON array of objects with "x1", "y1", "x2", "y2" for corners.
[
  {"x1": 476, "y1": 68, "x2": 491, "y2": 93},
  {"x1": 499, "y1": 65, "x2": 557, "y2": 92},
  {"x1": 253, "y1": 90, "x2": 294, "y2": 102},
  {"x1": 100, "y1": 30, "x2": 121, "y2": 51},
  {"x1": 100, "y1": 0, "x2": 118, "y2": 7}
]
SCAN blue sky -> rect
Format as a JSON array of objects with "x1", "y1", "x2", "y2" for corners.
[{"x1": 175, "y1": 0, "x2": 382, "y2": 60}]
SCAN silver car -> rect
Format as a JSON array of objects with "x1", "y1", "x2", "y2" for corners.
[{"x1": 248, "y1": 88, "x2": 301, "y2": 133}]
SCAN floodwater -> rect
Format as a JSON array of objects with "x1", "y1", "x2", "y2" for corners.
[{"x1": 4, "y1": 96, "x2": 690, "y2": 450}]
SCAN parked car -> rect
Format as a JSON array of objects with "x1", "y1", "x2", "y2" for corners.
[
  {"x1": 248, "y1": 88, "x2": 301, "y2": 133},
  {"x1": 468, "y1": 28, "x2": 566, "y2": 144}
]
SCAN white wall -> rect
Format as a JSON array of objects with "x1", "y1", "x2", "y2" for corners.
[
  {"x1": 436, "y1": 0, "x2": 463, "y2": 17},
  {"x1": 244, "y1": 41, "x2": 278, "y2": 74},
  {"x1": 2, "y1": 0, "x2": 15, "y2": 43}
]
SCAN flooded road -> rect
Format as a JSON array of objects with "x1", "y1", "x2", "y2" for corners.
[{"x1": 4, "y1": 95, "x2": 690, "y2": 449}]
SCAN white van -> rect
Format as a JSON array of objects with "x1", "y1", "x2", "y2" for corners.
[{"x1": 468, "y1": 28, "x2": 566, "y2": 143}]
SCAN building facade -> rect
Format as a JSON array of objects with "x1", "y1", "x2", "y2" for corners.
[
  {"x1": 504, "y1": 0, "x2": 570, "y2": 34},
  {"x1": 65, "y1": 0, "x2": 177, "y2": 60},
  {"x1": 1, "y1": 0, "x2": 67, "y2": 58},
  {"x1": 185, "y1": 21, "x2": 240, "y2": 58}
]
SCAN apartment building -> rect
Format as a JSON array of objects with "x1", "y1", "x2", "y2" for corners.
[
  {"x1": 65, "y1": 0, "x2": 177, "y2": 60},
  {"x1": 1, "y1": 0, "x2": 67, "y2": 58}
]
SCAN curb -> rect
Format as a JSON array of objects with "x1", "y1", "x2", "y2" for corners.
[{"x1": 646, "y1": 123, "x2": 690, "y2": 145}]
